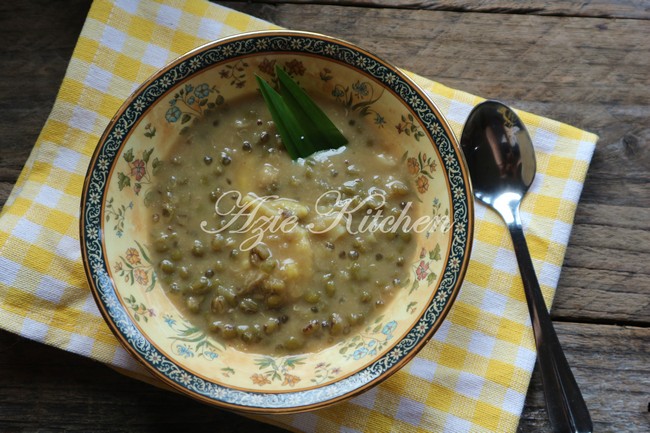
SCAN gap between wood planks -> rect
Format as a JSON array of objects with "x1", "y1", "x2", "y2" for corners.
[
  {"x1": 223, "y1": 0, "x2": 650, "y2": 20},
  {"x1": 551, "y1": 314, "x2": 650, "y2": 328}
]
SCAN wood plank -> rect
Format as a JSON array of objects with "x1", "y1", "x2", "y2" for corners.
[
  {"x1": 574, "y1": 203, "x2": 650, "y2": 230},
  {"x1": 553, "y1": 266, "x2": 650, "y2": 325},
  {"x1": 554, "y1": 204, "x2": 650, "y2": 324},
  {"x1": 517, "y1": 322, "x2": 650, "y2": 432},
  {"x1": 244, "y1": 0, "x2": 650, "y2": 19},
  {"x1": 569, "y1": 223, "x2": 650, "y2": 255}
]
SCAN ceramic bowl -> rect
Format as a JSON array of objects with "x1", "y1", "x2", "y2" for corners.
[{"x1": 80, "y1": 30, "x2": 473, "y2": 413}]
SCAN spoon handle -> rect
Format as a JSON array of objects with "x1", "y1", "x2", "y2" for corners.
[{"x1": 507, "y1": 211, "x2": 593, "y2": 433}]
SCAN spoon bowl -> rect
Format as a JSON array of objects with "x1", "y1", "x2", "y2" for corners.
[
  {"x1": 460, "y1": 101, "x2": 535, "y2": 207},
  {"x1": 461, "y1": 101, "x2": 592, "y2": 433}
]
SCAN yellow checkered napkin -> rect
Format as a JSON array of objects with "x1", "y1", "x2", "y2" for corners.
[{"x1": 0, "y1": 0, "x2": 597, "y2": 431}]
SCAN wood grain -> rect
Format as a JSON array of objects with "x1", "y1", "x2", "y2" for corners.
[
  {"x1": 253, "y1": 0, "x2": 650, "y2": 19},
  {"x1": 517, "y1": 322, "x2": 650, "y2": 432},
  {"x1": 0, "y1": 331, "x2": 287, "y2": 433},
  {"x1": 1, "y1": 1, "x2": 649, "y2": 432}
]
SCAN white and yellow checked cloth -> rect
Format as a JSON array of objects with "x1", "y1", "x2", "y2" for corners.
[{"x1": 0, "y1": 1, "x2": 597, "y2": 431}]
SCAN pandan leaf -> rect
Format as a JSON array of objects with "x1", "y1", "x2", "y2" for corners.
[
  {"x1": 275, "y1": 66, "x2": 348, "y2": 151},
  {"x1": 255, "y1": 75, "x2": 302, "y2": 160},
  {"x1": 256, "y1": 67, "x2": 348, "y2": 160}
]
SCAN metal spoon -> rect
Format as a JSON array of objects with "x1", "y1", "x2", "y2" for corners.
[{"x1": 460, "y1": 100, "x2": 592, "y2": 433}]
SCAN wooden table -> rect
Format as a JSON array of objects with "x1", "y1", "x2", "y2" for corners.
[{"x1": 1, "y1": 1, "x2": 648, "y2": 431}]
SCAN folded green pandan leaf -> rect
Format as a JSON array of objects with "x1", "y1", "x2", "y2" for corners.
[
  {"x1": 255, "y1": 75, "x2": 303, "y2": 159},
  {"x1": 275, "y1": 66, "x2": 348, "y2": 153},
  {"x1": 256, "y1": 66, "x2": 348, "y2": 160}
]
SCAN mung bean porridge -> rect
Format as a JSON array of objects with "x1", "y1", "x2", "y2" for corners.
[{"x1": 147, "y1": 94, "x2": 423, "y2": 354}]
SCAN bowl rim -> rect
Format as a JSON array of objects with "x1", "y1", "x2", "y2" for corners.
[{"x1": 80, "y1": 29, "x2": 474, "y2": 413}]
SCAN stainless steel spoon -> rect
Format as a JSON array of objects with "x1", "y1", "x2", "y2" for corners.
[{"x1": 460, "y1": 100, "x2": 592, "y2": 433}]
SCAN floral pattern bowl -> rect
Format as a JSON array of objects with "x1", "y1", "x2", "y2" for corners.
[{"x1": 80, "y1": 30, "x2": 473, "y2": 413}]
